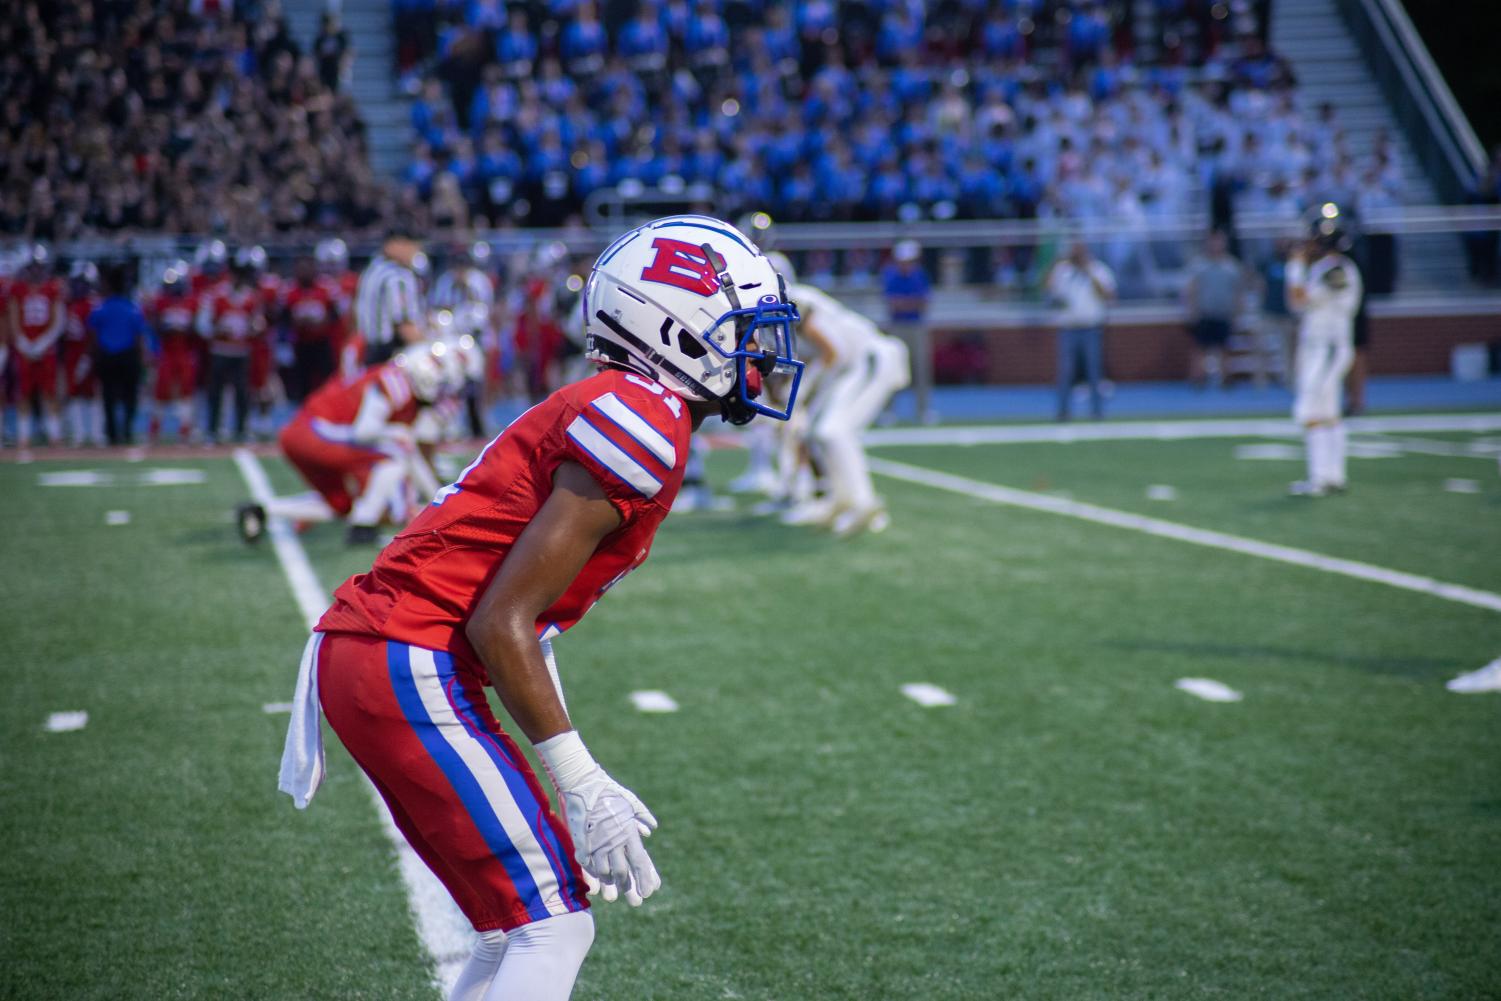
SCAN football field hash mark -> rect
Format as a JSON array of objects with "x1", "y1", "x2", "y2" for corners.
[
  {"x1": 629, "y1": 690, "x2": 680, "y2": 713},
  {"x1": 1175, "y1": 678, "x2": 1244, "y2": 703},
  {"x1": 38, "y1": 470, "x2": 110, "y2": 487},
  {"x1": 140, "y1": 468, "x2": 207, "y2": 486},
  {"x1": 262, "y1": 702, "x2": 295, "y2": 714},
  {"x1": 45, "y1": 711, "x2": 89, "y2": 732},
  {"x1": 1445, "y1": 479, "x2": 1481, "y2": 494},
  {"x1": 900, "y1": 683, "x2": 958, "y2": 707},
  {"x1": 233, "y1": 448, "x2": 475, "y2": 995},
  {"x1": 105, "y1": 510, "x2": 131, "y2": 525},
  {"x1": 1146, "y1": 484, "x2": 1178, "y2": 501},
  {"x1": 870, "y1": 458, "x2": 1501, "y2": 614}
]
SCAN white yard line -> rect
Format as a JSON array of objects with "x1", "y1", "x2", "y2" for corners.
[
  {"x1": 1354, "y1": 433, "x2": 1501, "y2": 459},
  {"x1": 869, "y1": 457, "x2": 1501, "y2": 614},
  {"x1": 865, "y1": 413, "x2": 1501, "y2": 448},
  {"x1": 233, "y1": 448, "x2": 473, "y2": 996}
]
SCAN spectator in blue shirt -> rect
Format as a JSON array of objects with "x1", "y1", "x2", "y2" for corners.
[
  {"x1": 88, "y1": 264, "x2": 152, "y2": 446},
  {"x1": 561, "y1": 4, "x2": 607, "y2": 76},
  {"x1": 495, "y1": 9, "x2": 537, "y2": 74},
  {"x1": 882, "y1": 240, "x2": 934, "y2": 423}
]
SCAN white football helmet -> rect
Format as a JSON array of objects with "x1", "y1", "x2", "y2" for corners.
[
  {"x1": 314, "y1": 238, "x2": 348, "y2": 269},
  {"x1": 584, "y1": 215, "x2": 803, "y2": 424},
  {"x1": 394, "y1": 343, "x2": 458, "y2": 404}
]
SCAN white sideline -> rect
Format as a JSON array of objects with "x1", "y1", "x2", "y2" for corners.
[
  {"x1": 864, "y1": 412, "x2": 1501, "y2": 448},
  {"x1": 232, "y1": 449, "x2": 474, "y2": 996},
  {"x1": 868, "y1": 457, "x2": 1501, "y2": 614}
]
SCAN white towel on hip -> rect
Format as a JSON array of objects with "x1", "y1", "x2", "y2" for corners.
[{"x1": 278, "y1": 632, "x2": 326, "y2": 809}]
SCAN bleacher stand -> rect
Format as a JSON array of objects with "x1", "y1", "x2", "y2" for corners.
[
  {"x1": 395, "y1": 0, "x2": 1398, "y2": 281},
  {"x1": 0, "y1": 0, "x2": 387, "y2": 241}
]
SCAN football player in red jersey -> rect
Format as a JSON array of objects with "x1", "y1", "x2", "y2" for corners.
[
  {"x1": 196, "y1": 253, "x2": 265, "y2": 443},
  {"x1": 8, "y1": 245, "x2": 67, "y2": 448},
  {"x1": 315, "y1": 238, "x2": 363, "y2": 381},
  {"x1": 239, "y1": 341, "x2": 464, "y2": 545},
  {"x1": 276, "y1": 216, "x2": 802, "y2": 1000},
  {"x1": 190, "y1": 239, "x2": 230, "y2": 296},
  {"x1": 147, "y1": 262, "x2": 199, "y2": 442},
  {"x1": 283, "y1": 254, "x2": 343, "y2": 401},
  {"x1": 238, "y1": 245, "x2": 284, "y2": 440},
  {"x1": 62, "y1": 260, "x2": 102, "y2": 447}
]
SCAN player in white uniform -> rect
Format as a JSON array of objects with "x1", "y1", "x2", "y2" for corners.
[
  {"x1": 1286, "y1": 207, "x2": 1362, "y2": 497},
  {"x1": 776, "y1": 272, "x2": 910, "y2": 536},
  {"x1": 431, "y1": 242, "x2": 496, "y2": 437}
]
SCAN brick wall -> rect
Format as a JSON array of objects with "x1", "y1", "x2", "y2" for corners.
[{"x1": 931, "y1": 312, "x2": 1501, "y2": 383}]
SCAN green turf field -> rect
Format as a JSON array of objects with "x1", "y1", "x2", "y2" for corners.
[{"x1": 3, "y1": 425, "x2": 1499, "y2": 1000}]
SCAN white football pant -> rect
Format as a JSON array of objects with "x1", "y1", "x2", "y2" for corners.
[
  {"x1": 1294, "y1": 330, "x2": 1353, "y2": 488},
  {"x1": 448, "y1": 910, "x2": 595, "y2": 1001},
  {"x1": 809, "y1": 340, "x2": 909, "y2": 512}
]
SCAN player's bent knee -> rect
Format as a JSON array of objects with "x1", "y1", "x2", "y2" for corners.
[{"x1": 510, "y1": 909, "x2": 595, "y2": 965}]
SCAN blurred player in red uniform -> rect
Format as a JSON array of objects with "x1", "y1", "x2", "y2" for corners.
[
  {"x1": 283, "y1": 254, "x2": 343, "y2": 401},
  {"x1": 8, "y1": 245, "x2": 66, "y2": 448},
  {"x1": 62, "y1": 260, "x2": 102, "y2": 447},
  {"x1": 316, "y1": 238, "x2": 362, "y2": 381},
  {"x1": 147, "y1": 262, "x2": 200, "y2": 442},
  {"x1": 196, "y1": 254, "x2": 264, "y2": 443},
  {"x1": 275, "y1": 216, "x2": 803, "y2": 1001},
  {"x1": 239, "y1": 341, "x2": 462, "y2": 545},
  {"x1": 190, "y1": 239, "x2": 230, "y2": 296},
  {"x1": 236, "y1": 246, "x2": 283, "y2": 439},
  {"x1": 511, "y1": 245, "x2": 567, "y2": 402},
  {"x1": 0, "y1": 266, "x2": 12, "y2": 442}
]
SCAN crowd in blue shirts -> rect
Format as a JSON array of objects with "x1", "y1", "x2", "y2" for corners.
[{"x1": 395, "y1": 0, "x2": 1330, "y2": 239}]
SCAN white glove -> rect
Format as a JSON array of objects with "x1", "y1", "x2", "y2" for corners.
[{"x1": 535, "y1": 731, "x2": 660, "y2": 906}]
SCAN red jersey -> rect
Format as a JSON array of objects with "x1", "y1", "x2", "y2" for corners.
[
  {"x1": 257, "y1": 273, "x2": 284, "y2": 312},
  {"x1": 191, "y1": 271, "x2": 228, "y2": 297},
  {"x1": 9, "y1": 279, "x2": 65, "y2": 357},
  {"x1": 284, "y1": 280, "x2": 341, "y2": 343},
  {"x1": 64, "y1": 296, "x2": 99, "y2": 346},
  {"x1": 201, "y1": 286, "x2": 263, "y2": 356},
  {"x1": 302, "y1": 362, "x2": 422, "y2": 432},
  {"x1": 149, "y1": 291, "x2": 198, "y2": 344},
  {"x1": 318, "y1": 369, "x2": 692, "y2": 677}
]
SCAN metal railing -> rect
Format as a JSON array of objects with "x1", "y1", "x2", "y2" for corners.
[{"x1": 1334, "y1": 0, "x2": 1488, "y2": 200}]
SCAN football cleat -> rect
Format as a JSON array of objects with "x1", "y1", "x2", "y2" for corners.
[
  {"x1": 832, "y1": 504, "x2": 890, "y2": 539},
  {"x1": 780, "y1": 497, "x2": 839, "y2": 526},
  {"x1": 1446, "y1": 658, "x2": 1501, "y2": 694},
  {"x1": 1288, "y1": 480, "x2": 1327, "y2": 498},
  {"x1": 236, "y1": 503, "x2": 266, "y2": 544}
]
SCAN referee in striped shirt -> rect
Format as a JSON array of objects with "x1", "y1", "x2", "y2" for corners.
[{"x1": 355, "y1": 229, "x2": 426, "y2": 365}]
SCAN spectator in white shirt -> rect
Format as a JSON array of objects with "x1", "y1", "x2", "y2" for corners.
[{"x1": 1046, "y1": 242, "x2": 1118, "y2": 422}]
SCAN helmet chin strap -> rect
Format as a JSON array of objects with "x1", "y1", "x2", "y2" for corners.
[{"x1": 700, "y1": 243, "x2": 763, "y2": 426}]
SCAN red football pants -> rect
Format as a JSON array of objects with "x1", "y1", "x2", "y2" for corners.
[{"x1": 316, "y1": 633, "x2": 590, "y2": 931}]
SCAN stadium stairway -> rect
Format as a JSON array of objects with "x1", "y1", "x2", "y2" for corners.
[
  {"x1": 285, "y1": 0, "x2": 410, "y2": 177},
  {"x1": 1270, "y1": 0, "x2": 1468, "y2": 292}
]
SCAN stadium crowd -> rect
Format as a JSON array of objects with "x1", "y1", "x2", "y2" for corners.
[
  {"x1": 1, "y1": 0, "x2": 386, "y2": 241},
  {"x1": 391, "y1": 0, "x2": 1396, "y2": 255}
]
